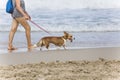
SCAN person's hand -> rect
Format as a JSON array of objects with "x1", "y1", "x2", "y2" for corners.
[
  {"x1": 24, "y1": 14, "x2": 30, "y2": 20},
  {"x1": 29, "y1": 15, "x2": 31, "y2": 20}
]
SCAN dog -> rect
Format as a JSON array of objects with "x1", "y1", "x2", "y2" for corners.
[{"x1": 34, "y1": 31, "x2": 73, "y2": 50}]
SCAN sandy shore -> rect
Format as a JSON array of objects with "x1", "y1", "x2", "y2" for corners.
[
  {"x1": 0, "y1": 47, "x2": 120, "y2": 80},
  {"x1": 0, "y1": 47, "x2": 120, "y2": 65}
]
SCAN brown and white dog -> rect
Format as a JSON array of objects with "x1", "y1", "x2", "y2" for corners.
[{"x1": 34, "y1": 31, "x2": 73, "y2": 50}]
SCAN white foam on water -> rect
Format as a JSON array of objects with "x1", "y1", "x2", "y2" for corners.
[{"x1": 1, "y1": 9, "x2": 120, "y2": 32}]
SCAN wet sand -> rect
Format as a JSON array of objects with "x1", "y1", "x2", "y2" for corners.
[
  {"x1": 0, "y1": 47, "x2": 120, "y2": 80},
  {"x1": 0, "y1": 47, "x2": 120, "y2": 65}
]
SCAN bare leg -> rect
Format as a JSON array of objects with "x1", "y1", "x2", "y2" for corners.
[
  {"x1": 40, "y1": 47, "x2": 42, "y2": 51},
  {"x1": 8, "y1": 19, "x2": 19, "y2": 50},
  {"x1": 63, "y1": 45, "x2": 66, "y2": 50},
  {"x1": 46, "y1": 44, "x2": 49, "y2": 49},
  {"x1": 15, "y1": 17, "x2": 33, "y2": 50}
]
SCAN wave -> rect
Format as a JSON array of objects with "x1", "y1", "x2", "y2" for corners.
[
  {"x1": 26, "y1": 0, "x2": 120, "y2": 10},
  {"x1": 1, "y1": 24, "x2": 120, "y2": 32},
  {"x1": 1, "y1": 9, "x2": 120, "y2": 32},
  {"x1": 1, "y1": 0, "x2": 120, "y2": 10}
]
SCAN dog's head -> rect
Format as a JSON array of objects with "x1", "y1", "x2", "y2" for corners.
[{"x1": 63, "y1": 31, "x2": 73, "y2": 42}]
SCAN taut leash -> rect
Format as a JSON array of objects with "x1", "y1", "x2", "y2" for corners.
[{"x1": 29, "y1": 20, "x2": 50, "y2": 34}]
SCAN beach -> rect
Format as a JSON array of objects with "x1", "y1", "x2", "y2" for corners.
[
  {"x1": 0, "y1": 48, "x2": 120, "y2": 80},
  {"x1": 1, "y1": 8, "x2": 120, "y2": 80},
  {"x1": 0, "y1": 31, "x2": 120, "y2": 80},
  {"x1": 0, "y1": 26, "x2": 120, "y2": 80}
]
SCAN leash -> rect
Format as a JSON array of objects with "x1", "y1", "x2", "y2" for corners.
[{"x1": 29, "y1": 20, "x2": 50, "y2": 34}]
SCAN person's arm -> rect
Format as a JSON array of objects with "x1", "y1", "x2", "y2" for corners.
[
  {"x1": 25, "y1": 11, "x2": 31, "y2": 20},
  {"x1": 15, "y1": 0, "x2": 30, "y2": 20}
]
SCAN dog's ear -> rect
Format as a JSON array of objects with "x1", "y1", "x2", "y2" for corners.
[
  {"x1": 63, "y1": 31, "x2": 68, "y2": 39},
  {"x1": 64, "y1": 31, "x2": 68, "y2": 35}
]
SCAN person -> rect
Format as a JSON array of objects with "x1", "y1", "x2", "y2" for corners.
[{"x1": 8, "y1": 0, "x2": 33, "y2": 50}]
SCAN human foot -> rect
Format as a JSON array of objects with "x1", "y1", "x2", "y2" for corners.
[
  {"x1": 28, "y1": 45, "x2": 35, "y2": 50},
  {"x1": 8, "y1": 47, "x2": 17, "y2": 50}
]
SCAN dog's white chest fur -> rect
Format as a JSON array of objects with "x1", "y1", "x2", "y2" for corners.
[{"x1": 62, "y1": 38, "x2": 66, "y2": 45}]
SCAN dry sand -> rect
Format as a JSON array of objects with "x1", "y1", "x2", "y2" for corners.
[
  {"x1": 0, "y1": 59, "x2": 120, "y2": 80},
  {"x1": 0, "y1": 47, "x2": 120, "y2": 80}
]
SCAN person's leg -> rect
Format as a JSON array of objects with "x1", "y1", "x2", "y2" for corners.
[
  {"x1": 8, "y1": 19, "x2": 19, "y2": 50},
  {"x1": 15, "y1": 17, "x2": 33, "y2": 49}
]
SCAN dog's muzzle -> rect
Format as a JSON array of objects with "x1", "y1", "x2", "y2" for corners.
[{"x1": 71, "y1": 37, "x2": 75, "y2": 42}]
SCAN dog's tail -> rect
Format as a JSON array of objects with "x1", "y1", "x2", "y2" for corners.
[
  {"x1": 34, "y1": 39, "x2": 45, "y2": 48},
  {"x1": 39, "y1": 39, "x2": 45, "y2": 47},
  {"x1": 33, "y1": 44, "x2": 37, "y2": 48}
]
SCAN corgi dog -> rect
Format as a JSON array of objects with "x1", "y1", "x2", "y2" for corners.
[{"x1": 34, "y1": 31, "x2": 73, "y2": 50}]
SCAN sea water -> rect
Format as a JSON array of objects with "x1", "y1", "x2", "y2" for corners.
[
  {"x1": 0, "y1": 9, "x2": 120, "y2": 53},
  {"x1": 1, "y1": 9, "x2": 120, "y2": 32}
]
